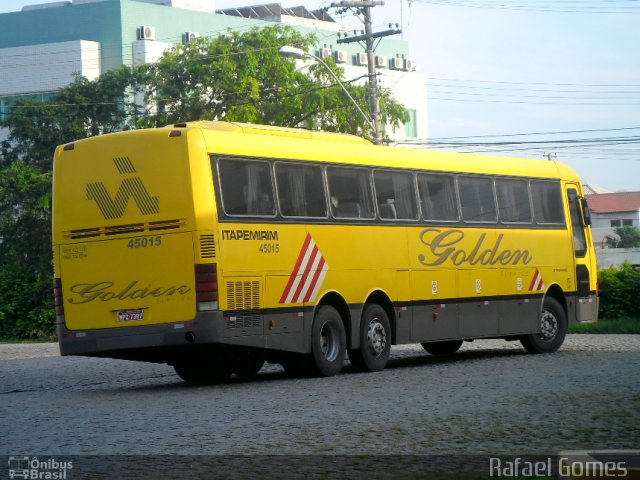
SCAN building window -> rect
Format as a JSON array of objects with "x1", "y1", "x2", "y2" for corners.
[
  {"x1": 404, "y1": 109, "x2": 417, "y2": 138},
  {"x1": 0, "y1": 92, "x2": 55, "y2": 121},
  {"x1": 611, "y1": 219, "x2": 621, "y2": 227}
]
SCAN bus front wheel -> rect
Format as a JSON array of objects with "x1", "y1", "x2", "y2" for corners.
[
  {"x1": 348, "y1": 304, "x2": 391, "y2": 372},
  {"x1": 520, "y1": 296, "x2": 567, "y2": 354},
  {"x1": 310, "y1": 305, "x2": 346, "y2": 377}
]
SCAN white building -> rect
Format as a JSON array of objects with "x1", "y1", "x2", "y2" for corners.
[{"x1": 0, "y1": 0, "x2": 427, "y2": 141}]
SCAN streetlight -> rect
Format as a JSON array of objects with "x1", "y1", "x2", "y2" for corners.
[{"x1": 278, "y1": 45, "x2": 379, "y2": 144}]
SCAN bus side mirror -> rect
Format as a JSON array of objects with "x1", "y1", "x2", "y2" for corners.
[{"x1": 580, "y1": 198, "x2": 592, "y2": 226}]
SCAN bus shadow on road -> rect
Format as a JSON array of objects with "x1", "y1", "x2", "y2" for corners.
[
  {"x1": 115, "y1": 345, "x2": 529, "y2": 392},
  {"x1": 382, "y1": 346, "x2": 527, "y2": 371}
]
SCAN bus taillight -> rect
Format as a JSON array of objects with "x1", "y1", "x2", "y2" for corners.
[
  {"x1": 195, "y1": 263, "x2": 218, "y2": 311},
  {"x1": 53, "y1": 278, "x2": 65, "y2": 317}
]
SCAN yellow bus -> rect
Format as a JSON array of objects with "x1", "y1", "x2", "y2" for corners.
[{"x1": 52, "y1": 121, "x2": 598, "y2": 381}]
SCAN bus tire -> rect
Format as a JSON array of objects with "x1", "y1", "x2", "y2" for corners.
[
  {"x1": 420, "y1": 340, "x2": 463, "y2": 355},
  {"x1": 348, "y1": 304, "x2": 391, "y2": 372},
  {"x1": 310, "y1": 305, "x2": 346, "y2": 377},
  {"x1": 520, "y1": 296, "x2": 567, "y2": 354},
  {"x1": 233, "y1": 348, "x2": 266, "y2": 377}
]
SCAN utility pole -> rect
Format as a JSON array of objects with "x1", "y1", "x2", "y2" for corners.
[{"x1": 330, "y1": 1, "x2": 401, "y2": 144}]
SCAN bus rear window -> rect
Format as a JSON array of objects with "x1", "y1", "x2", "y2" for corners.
[{"x1": 218, "y1": 158, "x2": 276, "y2": 217}]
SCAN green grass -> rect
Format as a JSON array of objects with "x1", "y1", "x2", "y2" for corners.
[
  {"x1": 0, "y1": 335, "x2": 56, "y2": 344},
  {"x1": 569, "y1": 317, "x2": 640, "y2": 334}
]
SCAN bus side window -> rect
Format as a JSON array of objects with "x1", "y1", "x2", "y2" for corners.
[
  {"x1": 458, "y1": 176, "x2": 497, "y2": 223},
  {"x1": 373, "y1": 170, "x2": 418, "y2": 220},
  {"x1": 218, "y1": 158, "x2": 276, "y2": 217},
  {"x1": 496, "y1": 178, "x2": 532, "y2": 223},
  {"x1": 275, "y1": 162, "x2": 327, "y2": 218},
  {"x1": 417, "y1": 173, "x2": 458, "y2": 221},
  {"x1": 327, "y1": 166, "x2": 374, "y2": 219},
  {"x1": 531, "y1": 180, "x2": 564, "y2": 225}
]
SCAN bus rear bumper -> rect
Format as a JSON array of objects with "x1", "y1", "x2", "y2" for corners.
[{"x1": 57, "y1": 311, "x2": 225, "y2": 359}]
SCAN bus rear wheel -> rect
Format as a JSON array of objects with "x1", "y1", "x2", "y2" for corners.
[
  {"x1": 309, "y1": 305, "x2": 346, "y2": 377},
  {"x1": 520, "y1": 296, "x2": 567, "y2": 354},
  {"x1": 348, "y1": 304, "x2": 391, "y2": 372},
  {"x1": 421, "y1": 340, "x2": 463, "y2": 355}
]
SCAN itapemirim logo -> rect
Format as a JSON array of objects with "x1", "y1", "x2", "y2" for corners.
[{"x1": 86, "y1": 157, "x2": 159, "y2": 220}]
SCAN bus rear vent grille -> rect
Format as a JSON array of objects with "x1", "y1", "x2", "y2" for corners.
[
  {"x1": 223, "y1": 310, "x2": 261, "y2": 329},
  {"x1": 226, "y1": 281, "x2": 260, "y2": 310},
  {"x1": 66, "y1": 219, "x2": 186, "y2": 239},
  {"x1": 225, "y1": 280, "x2": 261, "y2": 330},
  {"x1": 199, "y1": 234, "x2": 216, "y2": 259}
]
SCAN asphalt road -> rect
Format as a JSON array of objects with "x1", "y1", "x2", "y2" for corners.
[{"x1": 1, "y1": 335, "x2": 638, "y2": 478}]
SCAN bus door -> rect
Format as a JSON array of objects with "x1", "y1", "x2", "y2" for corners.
[{"x1": 566, "y1": 186, "x2": 598, "y2": 322}]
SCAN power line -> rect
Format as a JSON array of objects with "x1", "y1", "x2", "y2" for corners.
[
  {"x1": 411, "y1": 0, "x2": 640, "y2": 14},
  {"x1": 425, "y1": 76, "x2": 640, "y2": 88},
  {"x1": 426, "y1": 126, "x2": 640, "y2": 141}
]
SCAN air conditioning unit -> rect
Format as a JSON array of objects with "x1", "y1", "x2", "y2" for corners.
[
  {"x1": 333, "y1": 50, "x2": 348, "y2": 63},
  {"x1": 356, "y1": 52, "x2": 368, "y2": 66},
  {"x1": 375, "y1": 55, "x2": 388, "y2": 68},
  {"x1": 137, "y1": 25, "x2": 156, "y2": 41},
  {"x1": 405, "y1": 59, "x2": 416, "y2": 71},
  {"x1": 390, "y1": 57, "x2": 404, "y2": 70},
  {"x1": 319, "y1": 48, "x2": 332, "y2": 59},
  {"x1": 183, "y1": 31, "x2": 200, "y2": 44}
]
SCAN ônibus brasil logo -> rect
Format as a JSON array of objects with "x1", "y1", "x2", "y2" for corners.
[{"x1": 8, "y1": 456, "x2": 73, "y2": 479}]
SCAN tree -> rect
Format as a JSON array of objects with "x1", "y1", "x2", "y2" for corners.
[
  {"x1": 0, "y1": 25, "x2": 408, "y2": 337},
  {"x1": 141, "y1": 25, "x2": 407, "y2": 141},
  {"x1": 0, "y1": 67, "x2": 144, "y2": 338},
  {"x1": 605, "y1": 226, "x2": 640, "y2": 248}
]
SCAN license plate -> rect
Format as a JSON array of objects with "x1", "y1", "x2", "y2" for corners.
[{"x1": 118, "y1": 309, "x2": 145, "y2": 322}]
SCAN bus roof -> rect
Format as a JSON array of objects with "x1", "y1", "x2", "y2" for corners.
[{"x1": 165, "y1": 121, "x2": 581, "y2": 183}]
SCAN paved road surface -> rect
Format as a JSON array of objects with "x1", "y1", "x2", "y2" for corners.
[{"x1": 1, "y1": 335, "x2": 638, "y2": 478}]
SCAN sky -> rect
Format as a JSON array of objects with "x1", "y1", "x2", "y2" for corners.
[{"x1": 1, "y1": 0, "x2": 639, "y2": 192}]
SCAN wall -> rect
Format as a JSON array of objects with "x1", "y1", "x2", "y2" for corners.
[
  {"x1": 0, "y1": 40, "x2": 100, "y2": 96},
  {"x1": 596, "y1": 247, "x2": 640, "y2": 269},
  {"x1": 591, "y1": 211, "x2": 640, "y2": 245}
]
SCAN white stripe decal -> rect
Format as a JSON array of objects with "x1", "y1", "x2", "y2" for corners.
[{"x1": 280, "y1": 235, "x2": 329, "y2": 304}]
